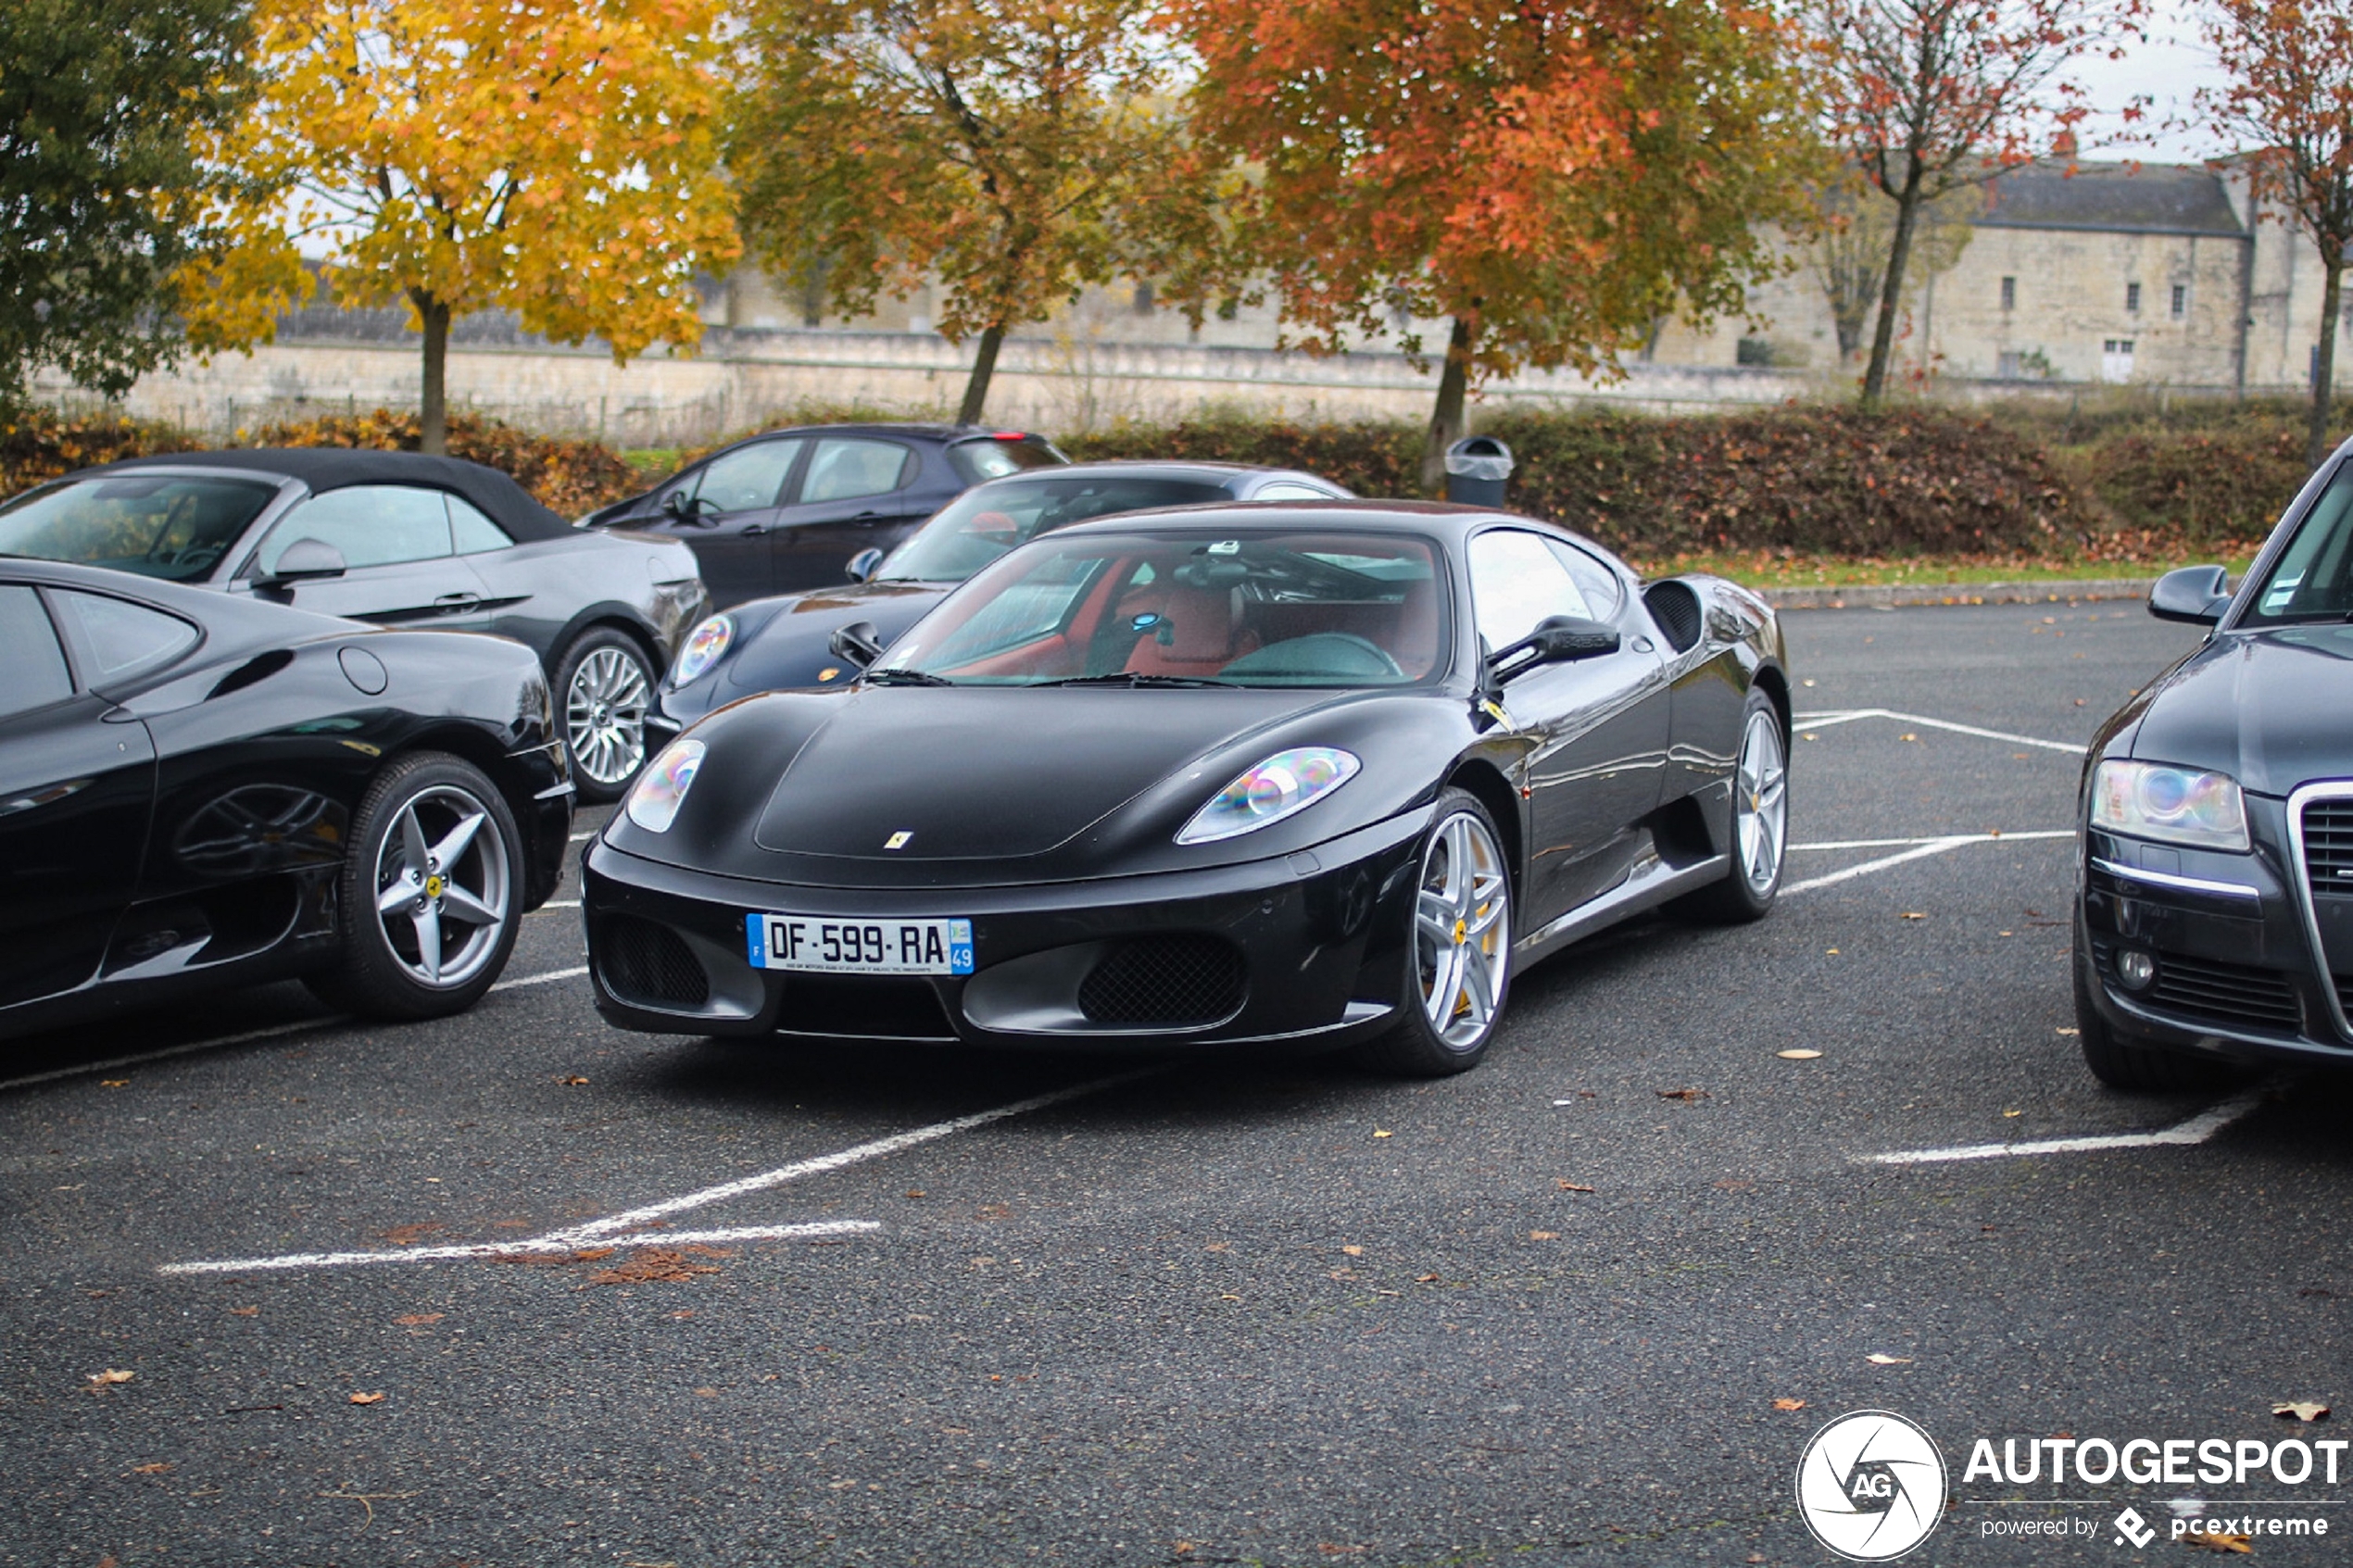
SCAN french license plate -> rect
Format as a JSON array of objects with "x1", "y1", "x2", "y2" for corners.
[{"x1": 744, "y1": 912, "x2": 974, "y2": 975}]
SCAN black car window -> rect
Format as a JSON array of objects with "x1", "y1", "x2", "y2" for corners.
[
  {"x1": 947, "y1": 438, "x2": 1064, "y2": 483},
  {"x1": 1546, "y1": 537, "x2": 1624, "y2": 617},
  {"x1": 2247, "y1": 463, "x2": 2353, "y2": 622},
  {"x1": 447, "y1": 494, "x2": 513, "y2": 555},
  {"x1": 255, "y1": 484, "x2": 455, "y2": 573},
  {"x1": 0, "y1": 585, "x2": 72, "y2": 716},
  {"x1": 1468, "y1": 529, "x2": 1591, "y2": 647},
  {"x1": 686, "y1": 438, "x2": 802, "y2": 514},
  {"x1": 802, "y1": 438, "x2": 913, "y2": 504},
  {"x1": 0, "y1": 474, "x2": 278, "y2": 583},
  {"x1": 883, "y1": 475, "x2": 1230, "y2": 583},
  {"x1": 52, "y1": 589, "x2": 199, "y2": 682}
]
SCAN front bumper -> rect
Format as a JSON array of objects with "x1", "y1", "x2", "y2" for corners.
[
  {"x1": 2077, "y1": 808, "x2": 2353, "y2": 1068},
  {"x1": 580, "y1": 810, "x2": 1429, "y2": 1051}
]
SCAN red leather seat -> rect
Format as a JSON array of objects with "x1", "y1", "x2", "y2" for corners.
[{"x1": 1124, "y1": 583, "x2": 1258, "y2": 676}]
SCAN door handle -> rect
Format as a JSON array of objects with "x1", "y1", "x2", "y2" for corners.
[
  {"x1": 739, "y1": 524, "x2": 768, "y2": 537},
  {"x1": 434, "y1": 593, "x2": 481, "y2": 613}
]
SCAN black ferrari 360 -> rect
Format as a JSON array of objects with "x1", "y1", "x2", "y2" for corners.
[
  {"x1": 583, "y1": 505, "x2": 1790, "y2": 1074},
  {"x1": 0, "y1": 559, "x2": 571, "y2": 1039}
]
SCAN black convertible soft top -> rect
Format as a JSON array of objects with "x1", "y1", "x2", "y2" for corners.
[{"x1": 91, "y1": 448, "x2": 573, "y2": 543}]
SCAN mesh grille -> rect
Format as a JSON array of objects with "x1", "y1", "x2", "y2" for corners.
[
  {"x1": 2099, "y1": 943, "x2": 2301, "y2": 1032},
  {"x1": 596, "y1": 914, "x2": 710, "y2": 1010},
  {"x1": 2303, "y1": 800, "x2": 2353, "y2": 893},
  {"x1": 1077, "y1": 935, "x2": 1246, "y2": 1027}
]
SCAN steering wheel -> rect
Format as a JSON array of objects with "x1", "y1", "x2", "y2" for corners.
[{"x1": 1221, "y1": 632, "x2": 1405, "y2": 681}]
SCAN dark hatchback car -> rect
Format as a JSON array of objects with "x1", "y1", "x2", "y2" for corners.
[
  {"x1": 0, "y1": 449, "x2": 709, "y2": 803},
  {"x1": 2077, "y1": 440, "x2": 2353, "y2": 1089},
  {"x1": 580, "y1": 423, "x2": 1067, "y2": 608},
  {"x1": 648, "y1": 460, "x2": 1351, "y2": 739},
  {"x1": 0, "y1": 558, "x2": 569, "y2": 1039}
]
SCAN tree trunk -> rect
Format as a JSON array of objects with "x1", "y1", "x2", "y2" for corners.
[
  {"x1": 2311, "y1": 248, "x2": 2344, "y2": 470},
  {"x1": 1419, "y1": 315, "x2": 1477, "y2": 494},
  {"x1": 958, "y1": 323, "x2": 1005, "y2": 425},
  {"x1": 1860, "y1": 162, "x2": 1926, "y2": 411},
  {"x1": 415, "y1": 291, "x2": 452, "y2": 456}
]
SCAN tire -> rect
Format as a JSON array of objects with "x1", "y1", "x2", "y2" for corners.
[
  {"x1": 558, "y1": 628, "x2": 655, "y2": 804},
  {"x1": 2073, "y1": 949, "x2": 2248, "y2": 1094},
  {"x1": 1672, "y1": 689, "x2": 1787, "y2": 924},
  {"x1": 307, "y1": 752, "x2": 523, "y2": 1021},
  {"x1": 1352, "y1": 788, "x2": 1514, "y2": 1077}
]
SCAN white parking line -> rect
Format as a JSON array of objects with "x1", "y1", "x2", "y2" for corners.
[
  {"x1": 1859, "y1": 1091, "x2": 2264, "y2": 1165},
  {"x1": 157, "y1": 1069, "x2": 1154, "y2": 1276},
  {"x1": 1793, "y1": 831, "x2": 2073, "y2": 852},
  {"x1": 1782, "y1": 831, "x2": 2072, "y2": 896},
  {"x1": 488, "y1": 964, "x2": 588, "y2": 991},
  {"x1": 1793, "y1": 707, "x2": 2085, "y2": 755}
]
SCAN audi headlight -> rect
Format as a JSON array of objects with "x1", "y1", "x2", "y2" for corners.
[
  {"x1": 2089, "y1": 759, "x2": 2249, "y2": 852},
  {"x1": 671, "y1": 614, "x2": 734, "y2": 686},
  {"x1": 1176, "y1": 746, "x2": 1360, "y2": 845},
  {"x1": 626, "y1": 738, "x2": 705, "y2": 833}
]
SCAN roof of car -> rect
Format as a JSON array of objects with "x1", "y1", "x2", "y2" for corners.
[
  {"x1": 1046, "y1": 499, "x2": 1521, "y2": 537},
  {"x1": 721, "y1": 422, "x2": 1051, "y2": 445},
  {"x1": 85, "y1": 448, "x2": 573, "y2": 543},
  {"x1": 974, "y1": 459, "x2": 1321, "y2": 485}
]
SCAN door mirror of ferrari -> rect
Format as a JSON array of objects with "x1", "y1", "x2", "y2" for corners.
[
  {"x1": 258, "y1": 537, "x2": 348, "y2": 590},
  {"x1": 2149, "y1": 564, "x2": 2232, "y2": 625},
  {"x1": 845, "y1": 546, "x2": 885, "y2": 583},
  {"x1": 1488, "y1": 614, "x2": 1620, "y2": 681},
  {"x1": 828, "y1": 619, "x2": 885, "y2": 668}
]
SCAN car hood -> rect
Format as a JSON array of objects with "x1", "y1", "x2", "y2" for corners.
[
  {"x1": 2133, "y1": 626, "x2": 2353, "y2": 795},
  {"x1": 722, "y1": 583, "x2": 950, "y2": 695}
]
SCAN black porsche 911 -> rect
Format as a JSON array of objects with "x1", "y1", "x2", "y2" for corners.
[
  {"x1": 0, "y1": 559, "x2": 570, "y2": 1040},
  {"x1": 648, "y1": 460, "x2": 1352, "y2": 739},
  {"x1": 2075, "y1": 442, "x2": 2353, "y2": 1089},
  {"x1": 0, "y1": 449, "x2": 710, "y2": 803},
  {"x1": 583, "y1": 504, "x2": 1790, "y2": 1075}
]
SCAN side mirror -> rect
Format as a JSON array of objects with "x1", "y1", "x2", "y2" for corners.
[
  {"x1": 2149, "y1": 564, "x2": 2232, "y2": 626},
  {"x1": 828, "y1": 619, "x2": 884, "y2": 669},
  {"x1": 258, "y1": 538, "x2": 347, "y2": 592},
  {"x1": 845, "y1": 547, "x2": 884, "y2": 583},
  {"x1": 1488, "y1": 614, "x2": 1620, "y2": 682},
  {"x1": 661, "y1": 489, "x2": 715, "y2": 524}
]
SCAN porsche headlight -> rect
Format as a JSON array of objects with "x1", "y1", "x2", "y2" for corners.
[
  {"x1": 671, "y1": 614, "x2": 734, "y2": 686},
  {"x1": 626, "y1": 738, "x2": 705, "y2": 833},
  {"x1": 2089, "y1": 759, "x2": 2249, "y2": 852},
  {"x1": 1176, "y1": 746, "x2": 1360, "y2": 845}
]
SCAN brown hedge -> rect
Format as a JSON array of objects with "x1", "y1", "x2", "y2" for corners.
[{"x1": 1, "y1": 407, "x2": 201, "y2": 494}]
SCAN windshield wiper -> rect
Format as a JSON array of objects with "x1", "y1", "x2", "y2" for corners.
[
  {"x1": 861, "y1": 668, "x2": 955, "y2": 686},
  {"x1": 1033, "y1": 671, "x2": 1239, "y2": 688}
]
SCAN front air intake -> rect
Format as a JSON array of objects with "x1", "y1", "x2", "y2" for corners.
[
  {"x1": 596, "y1": 914, "x2": 710, "y2": 1010},
  {"x1": 1076, "y1": 935, "x2": 1246, "y2": 1027}
]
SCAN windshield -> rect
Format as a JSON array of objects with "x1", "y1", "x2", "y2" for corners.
[
  {"x1": 874, "y1": 529, "x2": 1447, "y2": 687},
  {"x1": 881, "y1": 474, "x2": 1231, "y2": 583},
  {"x1": 0, "y1": 473, "x2": 279, "y2": 582},
  {"x1": 2246, "y1": 463, "x2": 2353, "y2": 623}
]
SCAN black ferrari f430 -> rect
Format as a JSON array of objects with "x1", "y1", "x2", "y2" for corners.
[
  {"x1": 0, "y1": 559, "x2": 571, "y2": 1040},
  {"x1": 583, "y1": 505, "x2": 1790, "y2": 1074}
]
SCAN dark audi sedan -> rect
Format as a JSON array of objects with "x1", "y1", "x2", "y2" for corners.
[
  {"x1": 2077, "y1": 441, "x2": 2353, "y2": 1089},
  {"x1": 581, "y1": 422, "x2": 1067, "y2": 608},
  {"x1": 0, "y1": 449, "x2": 709, "y2": 803}
]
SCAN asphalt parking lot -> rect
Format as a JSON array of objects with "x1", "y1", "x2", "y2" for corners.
[{"x1": 6, "y1": 601, "x2": 2350, "y2": 1567}]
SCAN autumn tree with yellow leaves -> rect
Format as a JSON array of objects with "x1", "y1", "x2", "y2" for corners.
[{"x1": 182, "y1": 0, "x2": 739, "y2": 454}]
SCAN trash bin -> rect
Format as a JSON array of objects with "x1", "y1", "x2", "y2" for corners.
[{"x1": 1443, "y1": 436, "x2": 1514, "y2": 508}]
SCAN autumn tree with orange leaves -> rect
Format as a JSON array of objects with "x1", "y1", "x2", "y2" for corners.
[
  {"x1": 2202, "y1": 0, "x2": 2353, "y2": 467},
  {"x1": 1810, "y1": 0, "x2": 2145, "y2": 409},
  {"x1": 1174, "y1": 0, "x2": 1810, "y2": 490},
  {"x1": 181, "y1": 0, "x2": 739, "y2": 454}
]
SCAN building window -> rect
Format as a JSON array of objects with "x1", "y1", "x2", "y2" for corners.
[
  {"x1": 2126, "y1": 282, "x2": 2142, "y2": 313},
  {"x1": 2000, "y1": 276, "x2": 2016, "y2": 311},
  {"x1": 1133, "y1": 282, "x2": 1155, "y2": 316},
  {"x1": 1997, "y1": 350, "x2": 2021, "y2": 379},
  {"x1": 2102, "y1": 339, "x2": 2136, "y2": 384},
  {"x1": 2171, "y1": 284, "x2": 2187, "y2": 319}
]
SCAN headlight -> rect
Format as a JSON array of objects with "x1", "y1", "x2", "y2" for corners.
[
  {"x1": 671, "y1": 615, "x2": 733, "y2": 686},
  {"x1": 626, "y1": 738, "x2": 705, "y2": 833},
  {"x1": 2089, "y1": 759, "x2": 2249, "y2": 852},
  {"x1": 1176, "y1": 746, "x2": 1360, "y2": 845}
]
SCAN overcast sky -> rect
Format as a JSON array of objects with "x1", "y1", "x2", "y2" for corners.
[{"x1": 2071, "y1": 14, "x2": 2234, "y2": 164}]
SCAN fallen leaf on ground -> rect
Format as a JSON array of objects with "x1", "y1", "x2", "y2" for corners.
[
  {"x1": 1655, "y1": 1087, "x2": 1708, "y2": 1101},
  {"x1": 380, "y1": 1223, "x2": 442, "y2": 1247},
  {"x1": 393, "y1": 1313, "x2": 444, "y2": 1326},
  {"x1": 2003, "y1": 1110, "x2": 2023, "y2": 1118},
  {"x1": 348, "y1": 1392, "x2": 384, "y2": 1405},
  {"x1": 1557, "y1": 1180, "x2": 1595, "y2": 1192},
  {"x1": 1772, "y1": 1399, "x2": 1807, "y2": 1411},
  {"x1": 904, "y1": 1190, "x2": 925, "y2": 1198},
  {"x1": 86, "y1": 1369, "x2": 134, "y2": 1387},
  {"x1": 1898, "y1": 911, "x2": 1927, "y2": 921},
  {"x1": 1715, "y1": 1179, "x2": 1754, "y2": 1192},
  {"x1": 130, "y1": 1462, "x2": 173, "y2": 1474},
  {"x1": 229, "y1": 1306, "x2": 258, "y2": 1317},
  {"x1": 2273, "y1": 1401, "x2": 2331, "y2": 1422},
  {"x1": 1865, "y1": 1353, "x2": 1912, "y2": 1365},
  {"x1": 100, "y1": 1079, "x2": 128, "y2": 1088},
  {"x1": 1372, "y1": 1129, "x2": 1393, "y2": 1138},
  {"x1": 2056, "y1": 1027, "x2": 2080, "y2": 1035},
  {"x1": 693, "y1": 1387, "x2": 719, "y2": 1398},
  {"x1": 586, "y1": 1248, "x2": 722, "y2": 1286},
  {"x1": 1778, "y1": 1049, "x2": 1823, "y2": 1060},
  {"x1": 1340, "y1": 1245, "x2": 1363, "y2": 1256},
  {"x1": 556, "y1": 1075, "x2": 588, "y2": 1085},
  {"x1": 1529, "y1": 1230, "x2": 1559, "y2": 1241},
  {"x1": 2183, "y1": 1531, "x2": 2253, "y2": 1554},
  {"x1": 1416, "y1": 1273, "x2": 1441, "y2": 1283},
  {"x1": 1826, "y1": 948, "x2": 1841, "y2": 956},
  {"x1": 1899, "y1": 733, "x2": 1919, "y2": 742}
]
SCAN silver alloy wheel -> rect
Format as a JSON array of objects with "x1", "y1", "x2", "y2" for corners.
[
  {"x1": 566, "y1": 645, "x2": 649, "y2": 788},
  {"x1": 1415, "y1": 810, "x2": 1511, "y2": 1049},
  {"x1": 1734, "y1": 706, "x2": 1789, "y2": 893},
  {"x1": 371, "y1": 784, "x2": 511, "y2": 989}
]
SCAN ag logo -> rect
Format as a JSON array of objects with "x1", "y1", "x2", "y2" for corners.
[{"x1": 1794, "y1": 1410, "x2": 1947, "y2": 1561}]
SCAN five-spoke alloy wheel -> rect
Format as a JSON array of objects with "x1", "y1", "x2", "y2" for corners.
[
  {"x1": 1675, "y1": 690, "x2": 1789, "y2": 924},
  {"x1": 1358, "y1": 788, "x2": 1514, "y2": 1076}
]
